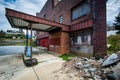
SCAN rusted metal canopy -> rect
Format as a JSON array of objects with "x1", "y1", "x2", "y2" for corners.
[
  {"x1": 5, "y1": 8, "x2": 69, "y2": 31},
  {"x1": 70, "y1": 19, "x2": 93, "y2": 31}
]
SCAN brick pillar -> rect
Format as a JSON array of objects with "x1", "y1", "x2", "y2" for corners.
[
  {"x1": 92, "y1": 0, "x2": 107, "y2": 58},
  {"x1": 60, "y1": 32, "x2": 70, "y2": 54}
]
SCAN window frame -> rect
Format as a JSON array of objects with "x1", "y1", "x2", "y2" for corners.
[
  {"x1": 53, "y1": 0, "x2": 62, "y2": 7},
  {"x1": 71, "y1": 0, "x2": 90, "y2": 21},
  {"x1": 59, "y1": 15, "x2": 63, "y2": 23}
]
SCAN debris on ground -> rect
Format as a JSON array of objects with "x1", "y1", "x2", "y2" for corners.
[
  {"x1": 102, "y1": 53, "x2": 119, "y2": 67},
  {"x1": 53, "y1": 53, "x2": 120, "y2": 80}
]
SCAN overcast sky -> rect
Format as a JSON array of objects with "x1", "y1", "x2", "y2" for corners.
[{"x1": 0, "y1": 0, "x2": 120, "y2": 31}]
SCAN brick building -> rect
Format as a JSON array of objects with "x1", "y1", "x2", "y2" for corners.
[
  {"x1": 5, "y1": 0, "x2": 107, "y2": 58},
  {"x1": 36, "y1": 0, "x2": 107, "y2": 58}
]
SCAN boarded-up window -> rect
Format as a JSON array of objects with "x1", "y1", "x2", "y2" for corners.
[
  {"x1": 77, "y1": 36, "x2": 82, "y2": 44},
  {"x1": 71, "y1": 34, "x2": 91, "y2": 45},
  {"x1": 71, "y1": 0, "x2": 90, "y2": 20},
  {"x1": 71, "y1": 29, "x2": 92, "y2": 45},
  {"x1": 87, "y1": 35, "x2": 91, "y2": 45},
  {"x1": 82, "y1": 35, "x2": 91, "y2": 45}
]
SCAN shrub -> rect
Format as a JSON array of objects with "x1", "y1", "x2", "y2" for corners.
[{"x1": 107, "y1": 34, "x2": 120, "y2": 52}]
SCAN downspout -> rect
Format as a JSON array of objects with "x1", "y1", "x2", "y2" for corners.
[{"x1": 92, "y1": 0, "x2": 96, "y2": 57}]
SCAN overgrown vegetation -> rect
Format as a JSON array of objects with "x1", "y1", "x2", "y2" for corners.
[
  {"x1": 5, "y1": 34, "x2": 25, "y2": 39},
  {"x1": 32, "y1": 39, "x2": 37, "y2": 47},
  {"x1": 0, "y1": 30, "x2": 25, "y2": 39},
  {"x1": 11, "y1": 41, "x2": 25, "y2": 46},
  {"x1": 113, "y1": 12, "x2": 120, "y2": 34},
  {"x1": 59, "y1": 54, "x2": 76, "y2": 61},
  {"x1": 107, "y1": 34, "x2": 120, "y2": 54},
  {"x1": 107, "y1": 12, "x2": 120, "y2": 54},
  {"x1": 0, "y1": 30, "x2": 6, "y2": 38}
]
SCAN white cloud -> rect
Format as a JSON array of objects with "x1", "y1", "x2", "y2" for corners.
[
  {"x1": 0, "y1": 0, "x2": 120, "y2": 30},
  {"x1": 107, "y1": 0, "x2": 120, "y2": 25},
  {"x1": 0, "y1": 0, "x2": 47, "y2": 31}
]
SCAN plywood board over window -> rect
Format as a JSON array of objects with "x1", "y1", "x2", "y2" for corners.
[
  {"x1": 71, "y1": 34, "x2": 91, "y2": 45},
  {"x1": 70, "y1": 29, "x2": 93, "y2": 57},
  {"x1": 71, "y1": 0, "x2": 90, "y2": 20}
]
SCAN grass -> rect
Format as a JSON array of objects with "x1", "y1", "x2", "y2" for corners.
[
  {"x1": 59, "y1": 53, "x2": 76, "y2": 61},
  {"x1": 10, "y1": 42, "x2": 25, "y2": 46},
  {"x1": 0, "y1": 39, "x2": 25, "y2": 46},
  {"x1": 107, "y1": 50, "x2": 114, "y2": 54},
  {"x1": 0, "y1": 39, "x2": 37, "y2": 46},
  {"x1": 107, "y1": 34, "x2": 120, "y2": 54}
]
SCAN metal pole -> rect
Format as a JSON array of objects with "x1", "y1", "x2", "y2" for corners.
[
  {"x1": 92, "y1": 0, "x2": 96, "y2": 57},
  {"x1": 25, "y1": 28, "x2": 28, "y2": 56},
  {"x1": 26, "y1": 28, "x2": 28, "y2": 46},
  {"x1": 30, "y1": 23, "x2": 32, "y2": 59}
]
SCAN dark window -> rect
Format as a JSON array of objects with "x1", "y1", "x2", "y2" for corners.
[
  {"x1": 71, "y1": 0, "x2": 90, "y2": 20},
  {"x1": 44, "y1": 14, "x2": 46, "y2": 18},
  {"x1": 59, "y1": 16, "x2": 63, "y2": 23}
]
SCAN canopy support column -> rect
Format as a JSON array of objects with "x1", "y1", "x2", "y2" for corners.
[{"x1": 30, "y1": 23, "x2": 33, "y2": 59}]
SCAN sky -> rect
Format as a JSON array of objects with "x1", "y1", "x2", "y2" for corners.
[
  {"x1": 0, "y1": 0, "x2": 47, "y2": 31},
  {"x1": 0, "y1": 0, "x2": 120, "y2": 31}
]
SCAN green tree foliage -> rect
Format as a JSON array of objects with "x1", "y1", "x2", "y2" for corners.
[
  {"x1": 114, "y1": 12, "x2": 120, "y2": 34},
  {"x1": 107, "y1": 34, "x2": 120, "y2": 52},
  {"x1": 14, "y1": 34, "x2": 25, "y2": 39},
  {"x1": 0, "y1": 30, "x2": 25, "y2": 39},
  {"x1": 0, "y1": 30, "x2": 6, "y2": 38}
]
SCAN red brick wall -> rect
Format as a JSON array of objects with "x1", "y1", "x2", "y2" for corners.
[
  {"x1": 60, "y1": 32, "x2": 70, "y2": 54},
  {"x1": 49, "y1": 31, "x2": 61, "y2": 53},
  {"x1": 36, "y1": 0, "x2": 107, "y2": 57},
  {"x1": 49, "y1": 31, "x2": 70, "y2": 54},
  {"x1": 39, "y1": 37, "x2": 49, "y2": 48},
  {"x1": 37, "y1": 0, "x2": 91, "y2": 25},
  {"x1": 91, "y1": 0, "x2": 107, "y2": 58}
]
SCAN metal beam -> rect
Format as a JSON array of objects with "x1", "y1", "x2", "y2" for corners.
[{"x1": 6, "y1": 8, "x2": 69, "y2": 31}]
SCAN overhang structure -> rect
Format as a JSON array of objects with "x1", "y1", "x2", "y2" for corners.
[{"x1": 5, "y1": 8, "x2": 69, "y2": 32}]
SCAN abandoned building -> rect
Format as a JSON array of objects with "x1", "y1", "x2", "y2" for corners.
[
  {"x1": 6, "y1": 0, "x2": 107, "y2": 58},
  {"x1": 36, "y1": 0, "x2": 107, "y2": 57}
]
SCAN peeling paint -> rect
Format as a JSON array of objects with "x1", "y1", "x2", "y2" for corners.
[{"x1": 70, "y1": 29, "x2": 93, "y2": 57}]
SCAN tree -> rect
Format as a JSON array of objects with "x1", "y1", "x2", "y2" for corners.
[
  {"x1": 0, "y1": 30, "x2": 6, "y2": 38},
  {"x1": 114, "y1": 12, "x2": 120, "y2": 34},
  {"x1": 108, "y1": 34, "x2": 120, "y2": 52}
]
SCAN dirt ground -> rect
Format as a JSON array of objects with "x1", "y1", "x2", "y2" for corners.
[
  {"x1": 0, "y1": 39, "x2": 80, "y2": 80},
  {"x1": 0, "y1": 53, "x2": 81, "y2": 80}
]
